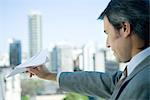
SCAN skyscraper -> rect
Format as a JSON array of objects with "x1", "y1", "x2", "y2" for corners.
[
  {"x1": 93, "y1": 49, "x2": 106, "y2": 72},
  {"x1": 51, "y1": 47, "x2": 59, "y2": 72},
  {"x1": 28, "y1": 10, "x2": 42, "y2": 57},
  {"x1": 82, "y1": 42, "x2": 97, "y2": 71},
  {"x1": 9, "y1": 39, "x2": 22, "y2": 68},
  {"x1": 51, "y1": 44, "x2": 74, "y2": 72}
]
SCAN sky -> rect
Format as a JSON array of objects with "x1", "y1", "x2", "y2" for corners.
[{"x1": 0, "y1": 0, "x2": 110, "y2": 54}]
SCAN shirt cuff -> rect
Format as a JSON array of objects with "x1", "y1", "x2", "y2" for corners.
[
  {"x1": 56, "y1": 67, "x2": 73, "y2": 86},
  {"x1": 56, "y1": 67, "x2": 62, "y2": 85},
  {"x1": 56, "y1": 71, "x2": 62, "y2": 84}
]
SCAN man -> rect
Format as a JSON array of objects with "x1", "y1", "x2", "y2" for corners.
[{"x1": 27, "y1": 0, "x2": 150, "y2": 99}]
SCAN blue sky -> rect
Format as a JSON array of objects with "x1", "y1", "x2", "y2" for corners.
[{"x1": 0, "y1": 0, "x2": 110, "y2": 53}]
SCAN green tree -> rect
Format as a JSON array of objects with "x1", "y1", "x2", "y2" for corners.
[
  {"x1": 63, "y1": 92, "x2": 89, "y2": 100},
  {"x1": 21, "y1": 79, "x2": 45, "y2": 96},
  {"x1": 21, "y1": 95, "x2": 29, "y2": 100}
]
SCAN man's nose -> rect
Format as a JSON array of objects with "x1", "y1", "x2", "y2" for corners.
[{"x1": 106, "y1": 38, "x2": 110, "y2": 48}]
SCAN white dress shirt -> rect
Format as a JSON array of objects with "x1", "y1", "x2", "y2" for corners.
[{"x1": 127, "y1": 47, "x2": 150, "y2": 76}]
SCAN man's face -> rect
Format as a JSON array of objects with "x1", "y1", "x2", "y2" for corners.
[{"x1": 103, "y1": 16, "x2": 132, "y2": 62}]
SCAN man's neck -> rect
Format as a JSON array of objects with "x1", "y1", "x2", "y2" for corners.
[
  {"x1": 131, "y1": 34, "x2": 145, "y2": 58},
  {"x1": 131, "y1": 48, "x2": 142, "y2": 58}
]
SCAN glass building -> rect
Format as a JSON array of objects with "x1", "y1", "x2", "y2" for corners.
[
  {"x1": 9, "y1": 39, "x2": 22, "y2": 68},
  {"x1": 28, "y1": 10, "x2": 42, "y2": 57}
]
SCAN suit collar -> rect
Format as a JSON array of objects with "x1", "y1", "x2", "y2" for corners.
[
  {"x1": 127, "y1": 47, "x2": 150, "y2": 76},
  {"x1": 111, "y1": 56, "x2": 150, "y2": 100},
  {"x1": 124, "y1": 55, "x2": 150, "y2": 83}
]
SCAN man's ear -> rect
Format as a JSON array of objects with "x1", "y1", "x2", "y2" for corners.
[{"x1": 120, "y1": 21, "x2": 131, "y2": 38}]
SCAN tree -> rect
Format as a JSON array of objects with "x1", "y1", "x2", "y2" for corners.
[
  {"x1": 63, "y1": 92, "x2": 89, "y2": 100},
  {"x1": 21, "y1": 79, "x2": 45, "y2": 96}
]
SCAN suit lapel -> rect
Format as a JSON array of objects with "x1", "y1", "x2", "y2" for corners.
[
  {"x1": 112, "y1": 56, "x2": 150, "y2": 100},
  {"x1": 124, "y1": 55, "x2": 150, "y2": 83}
]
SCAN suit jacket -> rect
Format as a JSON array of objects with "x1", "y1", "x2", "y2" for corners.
[{"x1": 59, "y1": 56, "x2": 150, "y2": 100}]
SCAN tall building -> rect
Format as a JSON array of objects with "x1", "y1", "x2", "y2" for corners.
[
  {"x1": 51, "y1": 47, "x2": 59, "y2": 72},
  {"x1": 9, "y1": 39, "x2": 22, "y2": 68},
  {"x1": 28, "y1": 10, "x2": 42, "y2": 57},
  {"x1": 82, "y1": 42, "x2": 97, "y2": 71},
  {"x1": 72, "y1": 48, "x2": 83, "y2": 71},
  {"x1": 93, "y1": 49, "x2": 106, "y2": 72},
  {"x1": 51, "y1": 44, "x2": 74, "y2": 72}
]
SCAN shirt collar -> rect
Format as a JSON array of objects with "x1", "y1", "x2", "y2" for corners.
[{"x1": 127, "y1": 47, "x2": 150, "y2": 76}]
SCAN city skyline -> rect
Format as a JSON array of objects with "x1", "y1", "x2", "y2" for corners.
[{"x1": 0, "y1": 0, "x2": 110, "y2": 54}]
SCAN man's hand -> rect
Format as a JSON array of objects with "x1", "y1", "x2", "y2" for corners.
[{"x1": 26, "y1": 65, "x2": 57, "y2": 81}]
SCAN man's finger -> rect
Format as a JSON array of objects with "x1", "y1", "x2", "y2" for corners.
[
  {"x1": 27, "y1": 67, "x2": 39, "y2": 75},
  {"x1": 30, "y1": 73, "x2": 34, "y2": 78}
]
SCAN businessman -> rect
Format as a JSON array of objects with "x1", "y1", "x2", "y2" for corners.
[{"x1": 27, "y1": 0, "x2": 150, "y2": 99}]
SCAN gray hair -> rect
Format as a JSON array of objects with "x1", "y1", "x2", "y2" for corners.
[{"x1": 99, "y1": 0, "x2": 149, "y2": 49}]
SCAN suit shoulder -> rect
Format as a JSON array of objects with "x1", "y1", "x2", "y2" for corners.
[{"x1": 132, "y1": 65, "x2": 150, "y2": 85}]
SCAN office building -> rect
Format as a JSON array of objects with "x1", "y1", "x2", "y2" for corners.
[
  {"x1": 28, "y1": 10, "x2": 42, "y2": 57},
  {"x1": 93, "y1": 49, "x2": 106, "y2": 72},
  {"x1": 9, "y1": 39, "x2": 22, "y2": 68},
  {"x1": 72, "y1": 48, "x2": 83, "y2": 71},
  {"x1": 51, "y1": 44, "x2": 73, "y2": 72},
  {"x1": 82, "y1": 42, "x2": 97, "y2": 71}
]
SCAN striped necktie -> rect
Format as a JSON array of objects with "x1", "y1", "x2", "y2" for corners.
[
  {"x1": 114, "y1": 66, "x2": 128, "y2": 99},
  {"x1": 117, "y1": 66, "x2": 128, "y2": 87}
]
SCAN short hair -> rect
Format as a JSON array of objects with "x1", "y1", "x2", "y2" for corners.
[{"x1": 99, "y1": 0, "x2": 149, "y2": 49}]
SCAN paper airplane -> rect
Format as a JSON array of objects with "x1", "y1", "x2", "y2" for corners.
[{"x1": 7, "y1": 49, "x2": 49, "y2": 78}]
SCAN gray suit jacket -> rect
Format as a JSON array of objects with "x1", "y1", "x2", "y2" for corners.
[{"x1": 59, "y1": 56, "x2": 150, "y2": 100}]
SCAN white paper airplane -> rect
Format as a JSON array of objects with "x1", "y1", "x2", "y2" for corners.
[{"x1": 7, "y1": 49, "x2": 49, "y2": 78}]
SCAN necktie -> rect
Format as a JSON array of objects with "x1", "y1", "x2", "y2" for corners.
[
  {"x1": 113, "y1": 66, "x2": 128, "y2": 99},
  {"x1": 117, "y1": 66, "x2": 128, "y2": 88}
]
